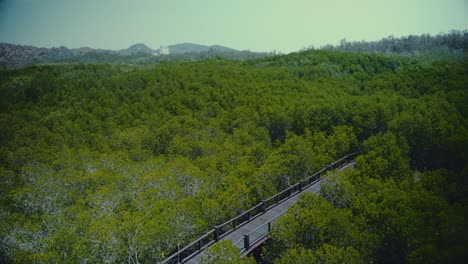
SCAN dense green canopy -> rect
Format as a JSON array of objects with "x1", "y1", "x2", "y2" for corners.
[{"x1": 0, "y1": 49, "x2": 466, "y2": 263}]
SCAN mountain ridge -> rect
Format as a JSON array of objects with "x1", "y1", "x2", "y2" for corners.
[{"x1": 0, "y1": 42, "x2": 259, "y2": 68}]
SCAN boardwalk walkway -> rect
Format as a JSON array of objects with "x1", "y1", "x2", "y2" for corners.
[
  {"x1": 160, "y1": 152, "x2": 359, "y2": 264},
  {"x1": 186, "y1": 162, "x2": 355, "y2": 263}
]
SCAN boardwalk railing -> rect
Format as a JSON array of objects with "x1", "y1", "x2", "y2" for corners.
[
  {"x1": 159, "y1": 152, "x2": 360, "y2": 264},
  {"x1": 233, "y1": 209, "x2": 287, "y2": 254}
]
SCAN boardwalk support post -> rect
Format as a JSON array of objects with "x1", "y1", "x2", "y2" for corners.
[
  {"x1": 244, "y1": 235, "x2": 250, "y2": 251},
  {"x1": 214, "y1": 226, "x2": 219, "y2": 242}
]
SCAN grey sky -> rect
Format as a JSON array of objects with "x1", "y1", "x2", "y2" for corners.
[{"x1": 0, "y1": 0, "x2": 467, "y2": 53}]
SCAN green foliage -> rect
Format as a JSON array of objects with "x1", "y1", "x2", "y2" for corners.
[
  {"x1": 314, "y1": 244, "x2": 362, "y2": 264},
  {"x1": 201, "y1": 240, "x2": 255, "y2": 264},
  {"x1": 274, "y1": 244, "x2": 362, "y2": 264},
  {"x1": 356, "y1": 131, "x2": 411, "y2": 180},
  {"x1": 273, "y1": 248, "x2": 317, "y2": 264},
  {"x1": 267, "y1": 131, "x2": 467, "y2": 263},
  {"x1": 263, "y1": 193, "x2": 365, "y2": 263},
  {"x1": 0, "y1": 48, "x2": 466, "y2": 263}
]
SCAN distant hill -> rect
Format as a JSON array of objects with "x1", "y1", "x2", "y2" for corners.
[
  {"x1": 209, "y1": 45, "x2": 238, "y2": 52},
  {"x1": 119, "y1": 43, "x2": 155, "y2": 55},
  {"x1": 0, "y1": 43, "x2": 115, "y2": 68},
  {"x1": 0, "y1": 42, "x2": 272, "y2": 69},
  {"x1": 0, "y1": 43, "x2": 72, "y2": 65},
  {"x1": 166, "y1": 43, "x2": 210, "y2": 54},
  {"x1": 153, "y1": 43, "x2": 238, "y2": 54}
]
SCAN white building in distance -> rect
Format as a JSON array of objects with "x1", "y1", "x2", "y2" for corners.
[{"x1": 160, "y1": 46, "x2": 169, "y2": 55}]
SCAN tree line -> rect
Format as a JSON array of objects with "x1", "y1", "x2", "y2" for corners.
[{"x1": 303, "y1": 30, "x2": 468, "y2": 62}]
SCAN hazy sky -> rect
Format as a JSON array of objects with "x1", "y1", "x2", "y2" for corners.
[{"x1": 0, "y1": 0, "x2": 467, "y2": 53}]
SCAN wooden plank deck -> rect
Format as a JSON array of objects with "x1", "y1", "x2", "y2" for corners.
[{"x1": 185, "y1": 162, "x2": 355, "y2": 264}]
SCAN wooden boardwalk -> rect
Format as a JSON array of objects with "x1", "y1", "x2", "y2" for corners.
[{"x1": 185, "y1": 162, "x2": 355, "y2": 264}]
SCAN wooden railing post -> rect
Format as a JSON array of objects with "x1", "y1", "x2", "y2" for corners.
[
  {"x1": 299, "y1": 180, "x2": 303, "y2": 192},
  {"x1": 214, "y1": 226, "x2": 219, "y2": 242},
  {"x1": 176, "y1": 245, "x2": 180, "y2": 263},
  {"x1": 262, "y1": 200, "x2": 267, "y2": 212},
  {"x1": 244, "y1": 235, "x2": 250, "y2": 251}
]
